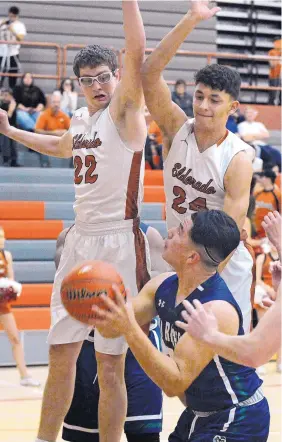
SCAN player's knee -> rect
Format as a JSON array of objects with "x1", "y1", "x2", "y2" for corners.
[
  {"x1": 96, "y1": 352, "x2": 125, "y2": 387},
  {"x1": 126, "y1": 433, "x2": 160, "y2": 442},
  {"x1": 8, "y1": 333, "x2": 20, "y2": 347},
  {"x1": 49, "y1": 342, "x2": 81, "y2": 374}
]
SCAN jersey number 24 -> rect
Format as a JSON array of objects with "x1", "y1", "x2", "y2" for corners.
[{"x1": 172, "y1": 185, "x2": 208, "y2": 213}]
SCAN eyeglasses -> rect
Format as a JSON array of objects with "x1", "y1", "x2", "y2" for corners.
[{"x1": 78, "y1": 71, "x2": 115, "y2": 87}]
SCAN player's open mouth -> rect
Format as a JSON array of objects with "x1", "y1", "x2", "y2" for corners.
[{"x1": 94, "y1": 94, "x2": 107, "y2": 101}]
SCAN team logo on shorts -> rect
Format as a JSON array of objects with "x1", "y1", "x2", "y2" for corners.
[{"x1": 213, "y1": 436, "x2": 226, "y2": 442}]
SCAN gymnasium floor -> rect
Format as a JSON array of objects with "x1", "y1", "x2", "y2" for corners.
[{"x1": 0, "y1": 362, "x2": 281, "y2": 442}]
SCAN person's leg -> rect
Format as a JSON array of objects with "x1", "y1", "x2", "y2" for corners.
[
  {"x1": 8, "y1": 56, "x2": 19, "y2": 89},
  {"x1": 37, "y1": 341, "x2": 83, "y2": 441},
  {"x1": 16, "y1": 110, "x2": 36, "y2": 131},
  {"x1": 0, "y1": 312, "x2": 29, "y2": 378},
  {"x1": 95, "y1": 350, "x2": 127, "y2": 442},
  {"x1": 269, "y1": 78, "x2": 276, "y2": 105}
]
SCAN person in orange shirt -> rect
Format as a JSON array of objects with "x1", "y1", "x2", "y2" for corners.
[
  {"x1": 35, "y1": 91, "x2": 71, "y2": 137},
  {"x1": 268, "y1": 38, "x2": 281, "y2": 105},
  {"x1": 254, "y1": 169, "x2": 281, "y2": 239}
]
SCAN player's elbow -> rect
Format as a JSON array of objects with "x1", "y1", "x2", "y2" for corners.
[
  {"x1": 141, "y1": 62, "x2": 161, "y2": 85},
  {"x1": 163, "y1": 381, "x2": 186, "y2": 398}
]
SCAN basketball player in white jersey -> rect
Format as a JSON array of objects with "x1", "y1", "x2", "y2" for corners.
[
  {"x1": 141, "y1": 0, "x2": 254, "y2": 332},
  {"x1": 0, "y1": 2, "x2": 148, "y2": 442}
]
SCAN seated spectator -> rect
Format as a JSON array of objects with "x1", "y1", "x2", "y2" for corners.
[
  {"x1": 171, "y1": 79, "x2": 193, "y2": 117},
  {"x1": 255, "y1": 239, "x2": 280, "y2": 373},
  {"x1": 238, "y1": 107, "x2": 281, "y2": 168},
  {"x1": 148, "y1": 120, "x2": 163, "y2": 169},
  {"x1": 35, "y1": 91, "x2": 70, "y2": 167},
  {"x1": 226, "y1": 108, "x2": 245, "y2": 134},
  {"x1": 13, "y1": 72, "x2": 46, "y2": 131},
  {"x1": 253, "y1": 169, "x2": 281, "y2": 239},
  {"x1": 59, "y1": 77, "x2": 78, "y2": 117},
  {"x1": 0, "y1": 87, "x2": 19, "y2": 166},
  {"x1": 268, "y1": 37, "x2": 281, "y2": 106},
  {"x1": 35, "y1": 91, "x2": 70, "y2": 136},
  {"x1": 0, "y1": 226, "x2": 40, "y2": 386}
]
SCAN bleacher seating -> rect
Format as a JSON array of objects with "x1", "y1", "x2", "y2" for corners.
[{"x1": 0, "y1": 168, "x2": 167, "y2": 365}]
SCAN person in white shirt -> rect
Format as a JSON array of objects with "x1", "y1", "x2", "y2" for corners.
[
  {"x1": 0, "y1": 6, "x2": 26, "y2": 89},
  {"x1": 59, "y1": 78, "x2": 78, "y2": 117}
]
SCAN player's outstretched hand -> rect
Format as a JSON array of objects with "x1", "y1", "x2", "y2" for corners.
[
  {"x1": 90, "y1": 285, "x2": 136, "y2": 338},
  {"x1": 0, "y1": 109, "x2": 11, "y2": 136},
  {"x1": 190, "y1": 0, "x2": 221, "y2": 22},
  {"x1": 262, "y1": 211, "x2": 281, "y2": 255},
  {"x1": 175, "y1": 299, "x2": 218, "y2": 342}
]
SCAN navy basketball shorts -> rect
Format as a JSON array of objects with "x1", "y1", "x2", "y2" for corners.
[
  {"x1": 62, "y1": 321, "x2": 163, "y2": 442},
  {"x1": 169, "y1": 397, "x2": 270, "y2": 442}
]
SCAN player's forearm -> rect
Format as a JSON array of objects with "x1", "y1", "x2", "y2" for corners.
[
  {"x1": 125, "y1": 320, "x2": 183, "y2": 397},
  {"x1": 122, "y1": 0, "x2": 145, "y2": 58},
  {"x1": 6, "y1": 126, "x2": 63, "y2": 158},
  {"x1": 142, "y1": 12, "x2": 199, "y2": 80}
]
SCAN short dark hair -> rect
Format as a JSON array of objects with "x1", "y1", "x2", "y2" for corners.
[
  {"x1": 194, "y1": 64, "x2": 241, "y2": 100},
  {"x1": 9, "y1": 6, "x2": 19, "y2": 15},
  {"x1": 175, "y1": 79, "x2": 186, "y2": 87},
  {"x1": 257, "y1": 169, "x2": 276, "y2": 184},
  {"x1": 73, "y1": 45, "x2": 118, "y2": 78},
  {"x1": 190, "y1": 210, "x2": 240, "y2": 268}
]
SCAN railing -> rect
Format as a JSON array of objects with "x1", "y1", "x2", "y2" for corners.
[
  {"x1": 0, "y1": 41, "x2": 281, "y2": 94},
  {"x1": 0, "y1": 40, "x2": 62, "y2": 87}
]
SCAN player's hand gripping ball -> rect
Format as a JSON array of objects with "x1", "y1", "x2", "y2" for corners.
[{"x1": 61, "y1": 260, "x2": 126, "y2": 324}]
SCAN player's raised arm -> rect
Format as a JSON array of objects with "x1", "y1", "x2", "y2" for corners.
[
  {"x1": 141, "y1": 1, "x2": 220, "y2": 146},
  {"x1": 0, "y1": 108, "x2": 72, "y2": 158},
  {"x1": 110, "y1": 0, "x2": 145, "y2": 124}
]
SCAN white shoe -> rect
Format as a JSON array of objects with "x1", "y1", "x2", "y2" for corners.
[
  {"x1": 276, "y1": 364, "x2": 282, "y2": 373},
  {"x1": 20, "y1": 377, "x2": 41, "y2": 387},
  {"x1": 256, "y1": 366, "x2": 266, "y2": 376}
]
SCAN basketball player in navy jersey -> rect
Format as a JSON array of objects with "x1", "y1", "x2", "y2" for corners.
[
  {"x1": 55, "y1": 223, "x2": 168, "y2": 442},
  {"x1": 91, "y1": 210, "x2": 270, "y2": 442},
  {"x1": 177, "y1": 211, "x2": 281, "y2": 369},
  {"x1": 141, "y1": 0, "x2": 254, "y2": 333},
  {"x1": 0, "y1": 2, "x2": 150, "y2": 442}
]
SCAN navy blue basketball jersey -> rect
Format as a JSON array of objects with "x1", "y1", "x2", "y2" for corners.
[{"x1": 155, "y1": 273, "x2": 262, "y2": 412}]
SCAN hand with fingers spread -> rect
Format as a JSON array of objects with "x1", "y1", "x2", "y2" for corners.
[
  {"x1": 89, "y1": 284, "x2": 137, "y2": 338},
  {"x1": 262, "y1": 211, "x2": 281, "y2": 259},
  {"x1": 175, "y1": 299, "x2": 219, "y2": 343}
]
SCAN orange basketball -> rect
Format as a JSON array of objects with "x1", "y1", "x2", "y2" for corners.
[{"x1": 61, "y1": 260, "x2": 126, "y2": 325}]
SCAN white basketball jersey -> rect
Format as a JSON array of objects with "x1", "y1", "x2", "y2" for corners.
[
  {"x1": 70, "y1": 107, "x2": 144, "y2": 224},
  {"x1": 164, "y1": 119, "x2": 253, "y2": 332}
]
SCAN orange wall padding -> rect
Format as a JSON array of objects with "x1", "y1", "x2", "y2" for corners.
[
  {"x1": 0, "y1": 307, "x2": 51, "y2": 330},
  {"x1": 0, "y1": 201, "x2": 45, "y2": 220},
  {"x1": 11, "y1": 284, "x2": 52, "y2": 307},
  {"x1": 143, "y1": 186, "x2": 166, "y2": 203},
  {"x1": 1, "y1": 220, "x2": 64, "y2": 239},
  {"x1": 144, "y1": 170, "x2": 164, "y2": 186}
]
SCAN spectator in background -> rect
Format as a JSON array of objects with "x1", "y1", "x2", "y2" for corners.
[
  {"x1": 171, "y1": 79, "x2": 193, "y2": 117},
  {"x1": 14, "y1": 72, "x2": 46, "y2": 132},
  {"x1": 226, "y1": 108, "x2": 245, "y2": 134},
  {"x1": 35, "y1": 91, "x2": 70, "y2": 167},
  {"x1": 268, "y1": 37, "x2": 281, "y2": 106},
  {"x1": 148, "y1": 119, "x2": 163, "y2": 169},
  {"x1": 0, "y1": 6, "x2": 26, "y2": 89},
  {"x1": 0, "y1": 87, "x2": 19, "y2": 166},
  {"x1": 35, "y1": 91, "x2": 70, "y2": 137},
  {"x1": 59, "y1": 77, "x2": 78, "y2": 117},
  {"x1": 253, "y1": 169, "x2": 281, "y2": 240},
  {"x1": 0, "y1": 226, "x2": 40, "y2": 386},
  {"x1": 255, "y1": 238, "x2": 280, "y2": 374},
  {"x1": 238, "y1": 107, "x2": 281, "y2": 169}
]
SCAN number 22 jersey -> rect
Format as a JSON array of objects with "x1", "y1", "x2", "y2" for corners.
[
  {"x1": 70, "y1": 106, "x2": 144, "y2": 225},
  {"x1": 164, "y1": 119, "x2": 253, "y2": 332}
]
